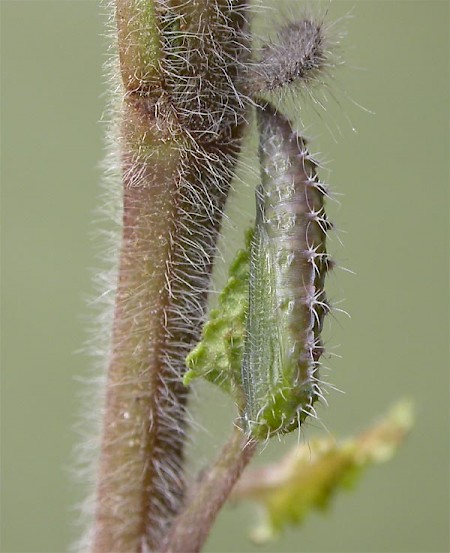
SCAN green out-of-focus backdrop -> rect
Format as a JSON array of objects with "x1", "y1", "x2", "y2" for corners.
[{"x1": 1, "y1": 1, "x2": 448, "y2": 552}]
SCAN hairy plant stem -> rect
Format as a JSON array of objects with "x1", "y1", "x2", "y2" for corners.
[
  {"x1": 162, "y1": 427, "x2": 258, "y2": 553},
  {"x1": 91, "y1": 1, "x2": 250, "y2": 552}
]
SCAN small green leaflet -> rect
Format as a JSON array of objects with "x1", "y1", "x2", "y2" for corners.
[
  {"x1": 184, "y1": 229, "x2": 253, "y2": 396},
  {"x1": 231, "y1": 401, "x2": 414, "y2": 543}
]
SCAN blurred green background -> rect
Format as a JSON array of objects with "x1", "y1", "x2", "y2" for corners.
[{"x1": 1, "y1": 1, "x2": 448, "y2": 552}]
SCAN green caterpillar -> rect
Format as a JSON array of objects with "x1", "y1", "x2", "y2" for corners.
[{"x1": 241, "y1": 103, "x2": 332, "y2": 439}]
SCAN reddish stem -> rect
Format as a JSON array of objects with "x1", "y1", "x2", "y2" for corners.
[{"x1": 162, "y1": 428, "x2": 257, "y2": 553}]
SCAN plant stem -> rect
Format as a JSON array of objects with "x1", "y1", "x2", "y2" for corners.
[
  {"x1": 91, "y1": 1, "x2": 250, "y2": 552},
  {"x1": 162, "y1": 427, "x2": 258, "y2": 553}
]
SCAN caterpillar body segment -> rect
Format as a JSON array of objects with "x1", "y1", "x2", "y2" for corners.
[{"x1": 241, "y1": 102, "x2": 332, "y2": 439}]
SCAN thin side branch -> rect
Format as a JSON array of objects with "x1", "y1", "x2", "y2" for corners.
[{"x1": 162, "y1": 427, "x2": 258, "y2": 553}]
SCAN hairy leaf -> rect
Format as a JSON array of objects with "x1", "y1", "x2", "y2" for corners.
[{"x1": 184, "y1": 230, "x2": 253, "y2": 395}]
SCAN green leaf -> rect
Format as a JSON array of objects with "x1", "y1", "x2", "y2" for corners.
[
  {"x1": 231, "y1": 401, "x2": 414, "y2": 543},
  {"x1": 184, "y1": 229, "x2": 253, "y2": 395}
]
